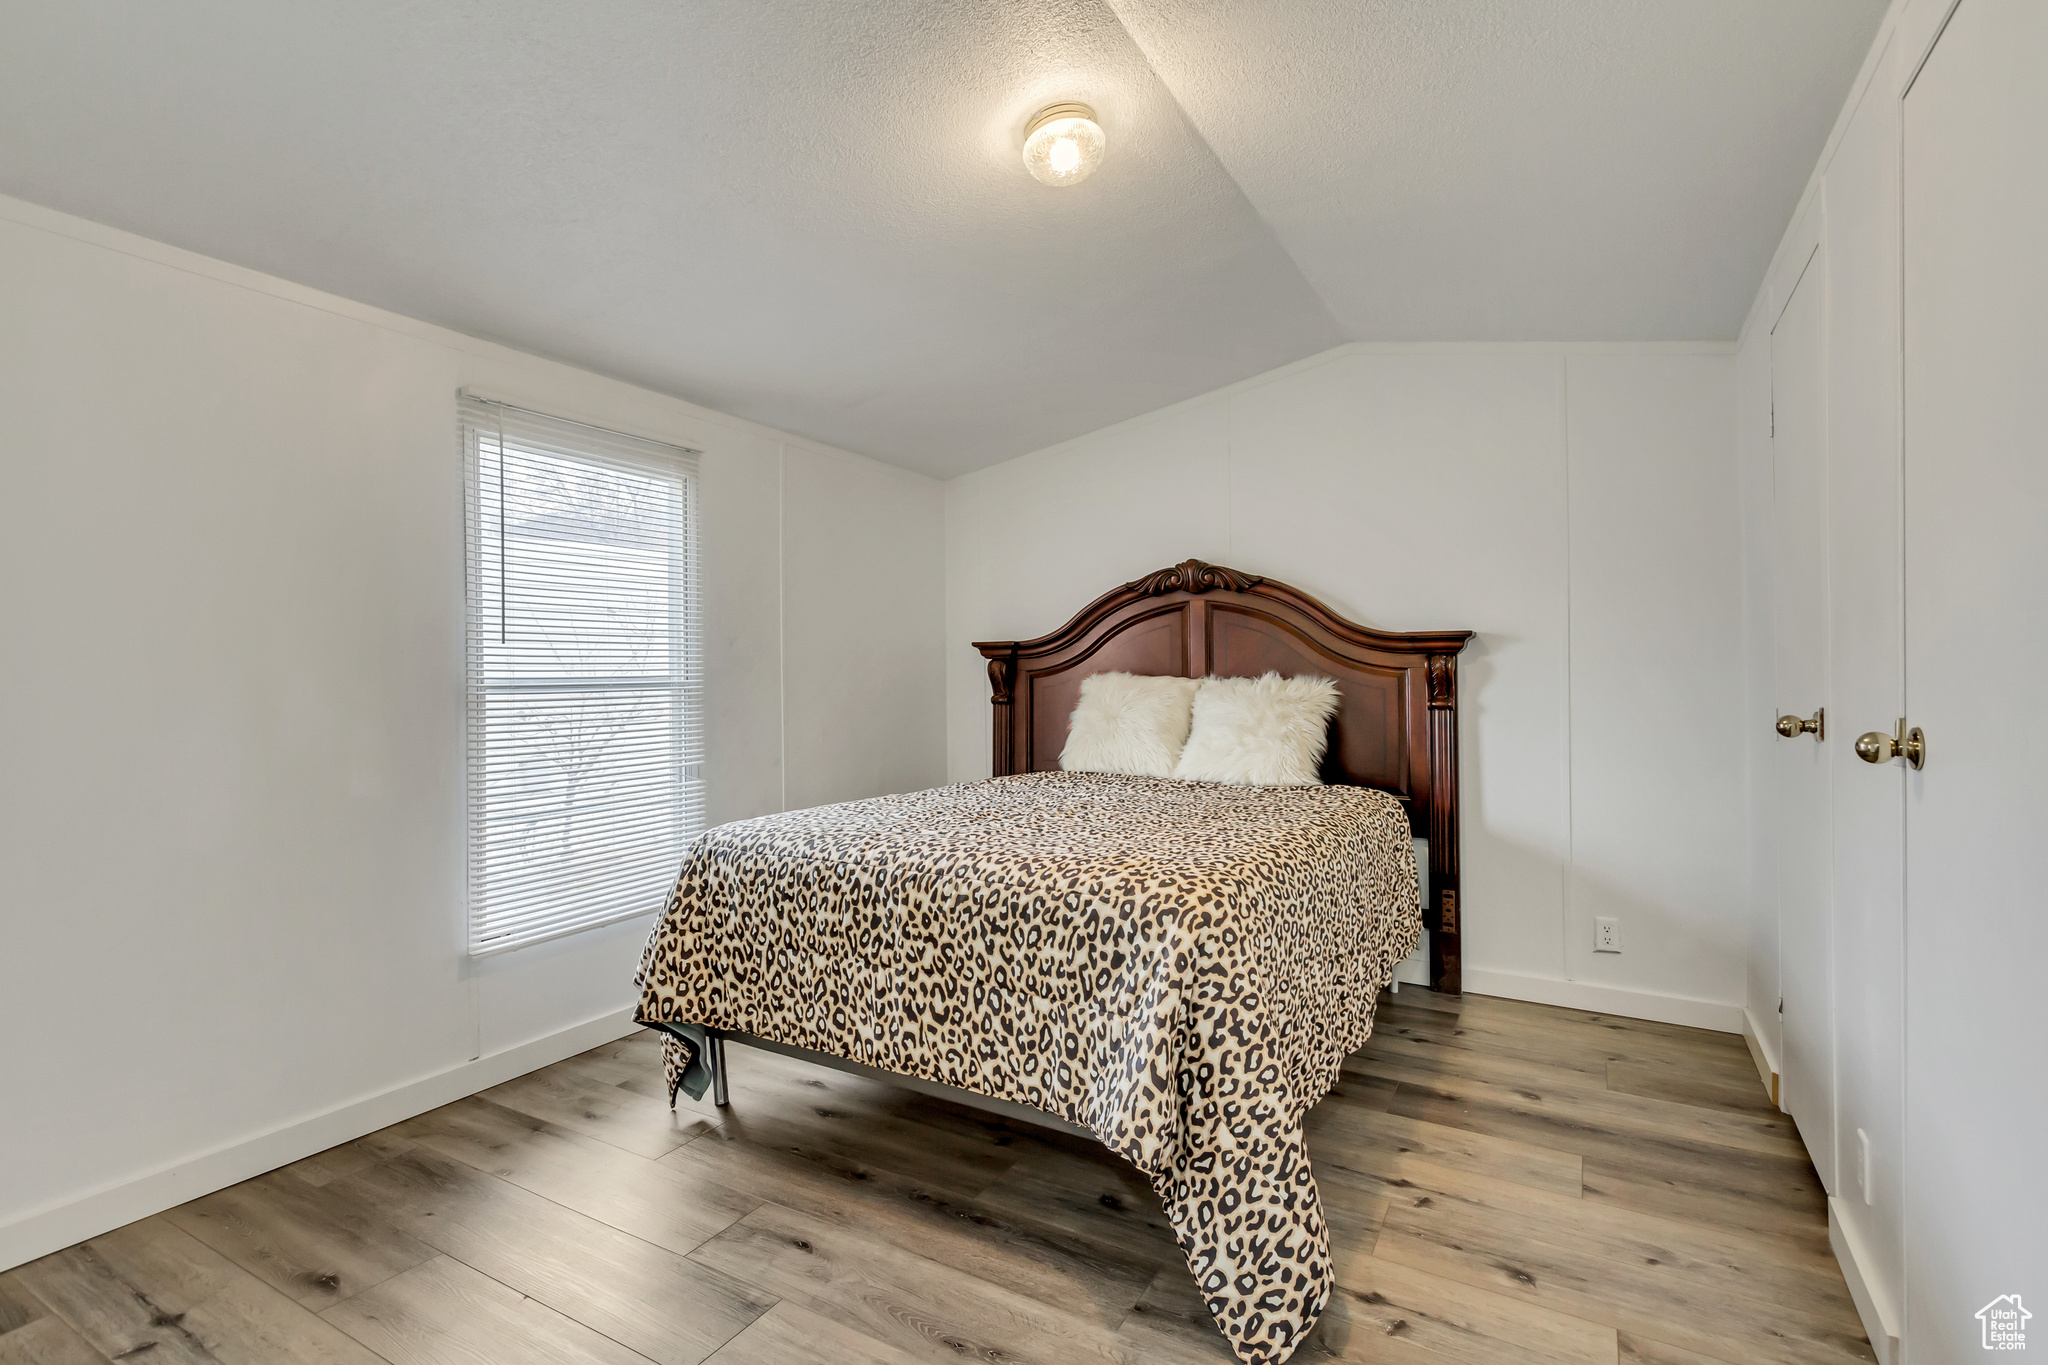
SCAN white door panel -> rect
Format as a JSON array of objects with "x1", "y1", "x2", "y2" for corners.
[
  {"x1": 1903, "y1": 0, "x2": 2048, "y2": 1354},
  {"x1": 1771, "y1": 248, "x2": 1835, "y2": 1194},
  {"x1": 1821, "y1": 50, "x2": 1907, "y2": 1318}
]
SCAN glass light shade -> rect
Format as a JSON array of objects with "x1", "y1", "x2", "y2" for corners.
[{"x1": 1022, "y1": 103, "x2": 1105, "y2": 187}]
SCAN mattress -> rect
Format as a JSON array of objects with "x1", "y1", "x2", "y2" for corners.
[{"x1": 634, "y1": 769, "x2": 1421, "y2": 1364}]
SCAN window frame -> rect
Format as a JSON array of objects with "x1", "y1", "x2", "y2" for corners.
[{"x1": 458, "y1": 394, "x2": 705, "y2": 957}]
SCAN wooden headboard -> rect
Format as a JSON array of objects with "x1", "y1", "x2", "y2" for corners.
[{"x1": 974, "y1": 559, "x2": 1474, "y2": 994}]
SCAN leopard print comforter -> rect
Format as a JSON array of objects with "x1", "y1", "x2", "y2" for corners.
[{"x1": 633, "y1": 770, "x2": 1420, "y2": 1364}]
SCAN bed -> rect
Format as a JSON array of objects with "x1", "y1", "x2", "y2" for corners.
[{"x1": 634, "y1": 559, "x2": 1471, "y2": 1365}]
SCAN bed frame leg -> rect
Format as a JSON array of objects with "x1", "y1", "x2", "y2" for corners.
[{"x1": 709, "y1": 1033, "x2": 730, "y2": 1108}]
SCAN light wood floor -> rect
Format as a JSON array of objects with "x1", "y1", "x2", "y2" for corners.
[{"x1": 0, "y1": 989, "x2": 1875, "y2": 1365}]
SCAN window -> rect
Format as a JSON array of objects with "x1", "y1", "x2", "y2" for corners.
[{"x1": 460, "y1": 395, "x2": 703, "y2": 955}]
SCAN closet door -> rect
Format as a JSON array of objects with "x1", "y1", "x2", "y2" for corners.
[
  {"x1": 1770, "y1": 247, "x2": 1834, "y2": 1193},
  {"x1": 1820, "y1": 49, "x2": 1907, "y2": 1328},
  {"x1": 1902, "y1": 0, "x2": 2048, "y2": 1350}
]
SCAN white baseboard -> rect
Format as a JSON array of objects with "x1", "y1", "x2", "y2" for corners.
[
  {"x1": 1830, "y1": 1198, "x2": 1902, "y2": 1365},
  {"x1": 0, "y1": 1008, "x2": 640, "y2": 1273},
  {"x1": 1742, "y1": 1004, "x2": 1782, "y2": 1108},
  {"x1": 1460, "y1": 969, "x2": 1744, "y2": 1034}
]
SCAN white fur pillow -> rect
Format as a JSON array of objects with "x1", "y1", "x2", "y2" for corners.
[
  {"x1": 1172, "y1": 673, "x2": 1340, "y2": 786},
  {"x1": 1059, "y1": 672, "x2": 1200, "y2": 779}
]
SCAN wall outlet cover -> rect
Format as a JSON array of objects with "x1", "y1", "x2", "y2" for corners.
[
  {"x1": 1857, "y1": 1128, "x2": 1872, "y2": 1205},
  {"x1": 1594, "y1": 917, "x2": 1621, "y2": 953}
]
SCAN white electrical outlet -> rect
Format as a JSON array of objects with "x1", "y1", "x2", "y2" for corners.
[
  {"x1": 1594, "y1": 917, "x2": 1621, "y2": 953},
  {"x1": 1858, "y1": 1128, "x2": 1873, "y2": 1205}
]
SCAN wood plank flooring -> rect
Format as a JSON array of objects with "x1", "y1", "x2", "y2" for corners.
[{"x1": 0, "y1": 990, "x2": 1875, "y2": 1364}]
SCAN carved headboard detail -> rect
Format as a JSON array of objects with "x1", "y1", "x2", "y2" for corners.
[{"x1": 974, "y1": 558, "x2": 1474, "y2": 994}]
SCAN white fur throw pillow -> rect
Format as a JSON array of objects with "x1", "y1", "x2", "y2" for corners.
[
  {"x1": 1171, "y1": 673, "x2": 1340, "y2": 786},
  {"x1": 1059, "y1": 672, "x2": 1200, "y2": 779}
]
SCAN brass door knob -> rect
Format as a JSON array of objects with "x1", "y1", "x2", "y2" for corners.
[
  {"x1": 1776, "y1": 708, "x2": 1824, "y2": 740},
  {"x1": 1855, "y1": 719, "x2": 1926, "y2": 770}
]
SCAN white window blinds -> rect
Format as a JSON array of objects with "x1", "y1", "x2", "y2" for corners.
[{"x1": 460, "y1": 395, "x2": 703, "y2": 956}]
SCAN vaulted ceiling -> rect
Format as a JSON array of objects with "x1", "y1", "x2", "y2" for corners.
[{"x1": 0, "y1": 1, "x2": 1882, "y2": 476}]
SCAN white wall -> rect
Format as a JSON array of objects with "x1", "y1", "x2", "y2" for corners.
[
  {"x1": 782, "y1": 446, "x2": 949, "y2": 810},
  {"x1": 0, "y1": 196, "x2": 945, "y2": 1265},
  {"x1": 945, "y1": 343, "x2": 1746, "y2": 1024}
]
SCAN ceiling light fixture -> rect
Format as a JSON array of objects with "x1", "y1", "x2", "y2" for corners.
[{"x1": 1022, "y1": 103, "x2": 1105, "y2": 187}]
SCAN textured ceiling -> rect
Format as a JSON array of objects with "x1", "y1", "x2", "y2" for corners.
[
  {"x1": 1108, "y1": 0, "x2": 1885, "y2": 342},
  {"x1": 0, "y1": 1, "x2": 1881, "y2": 476}
]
